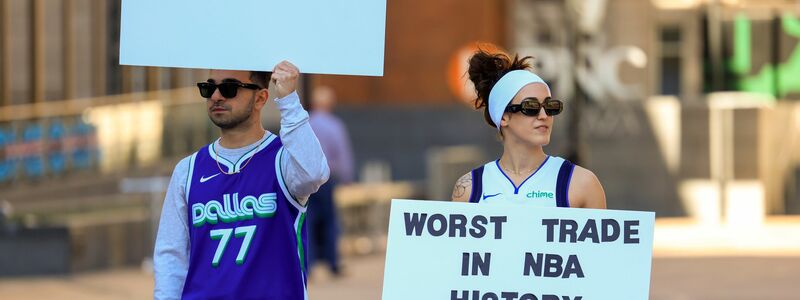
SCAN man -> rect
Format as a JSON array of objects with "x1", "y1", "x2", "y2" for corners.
[
  {"x1": 154, "y1": 61, "x2": 329, "y2": 299},
  {"x1": 307, "y1": 86, "x2": 354, "y2": 276}
]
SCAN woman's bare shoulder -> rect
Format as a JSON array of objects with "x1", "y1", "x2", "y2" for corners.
[{"x1": 567, "y1": 165, "x2": 607, "y2": 209}]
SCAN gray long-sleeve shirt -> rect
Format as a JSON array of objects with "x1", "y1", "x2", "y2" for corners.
[{"x1": 153, "y1": 91, "x2": 329, "y2": 299}]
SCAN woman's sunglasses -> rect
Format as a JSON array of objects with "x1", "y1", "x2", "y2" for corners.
[
  {"x1": 197, "y1": 81, "x2": 262, "y2": 99},
  {"x1": 505, "y1": 97, "x2": 563, "y2": 117}
]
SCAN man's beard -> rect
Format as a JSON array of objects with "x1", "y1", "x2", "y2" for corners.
[{"x1": 210, "y1": 95, "x2": 256, "y2": 130}]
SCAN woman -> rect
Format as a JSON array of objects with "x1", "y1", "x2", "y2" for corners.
[{"x1": 451, "y1": 49, "x2": 606, "y2": 209}]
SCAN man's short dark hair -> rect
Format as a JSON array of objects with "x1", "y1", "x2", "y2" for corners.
[{"x1": 249, "y1": 71, "x2": 272, "y2": 89}]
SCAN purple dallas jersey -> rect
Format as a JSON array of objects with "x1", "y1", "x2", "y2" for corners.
[{"x1": 182, "y1": 134, "x2": 308, "y2": 300}]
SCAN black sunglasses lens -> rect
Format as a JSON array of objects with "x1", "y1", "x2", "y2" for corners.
[
  {"x1": 521, "y1": 108, "x2": 540, "y2": 116},
  {"x1": 218, "y1": 83, "x2": 239, "y2": 98},
  {"x1": 198, "y1": 83, "x2": 215, "y2": 98},
  {"x1": 544, "y1": 99, "x2": 563, "y2": 116},
  {"x1": 520, "y1": 100, "x2": 542, "y2": 116}
]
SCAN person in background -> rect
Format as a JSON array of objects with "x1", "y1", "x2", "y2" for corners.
[{"x1": 307, "y1": 86, "x2": 355, "y2": 277}]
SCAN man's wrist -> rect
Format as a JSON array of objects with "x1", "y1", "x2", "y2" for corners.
[
  {"x1": 275, "y1": 91, "x2": 306, "y2": 123},
  {"x1": 275, "y1": 90, "x2": 299, "y2": 103}
]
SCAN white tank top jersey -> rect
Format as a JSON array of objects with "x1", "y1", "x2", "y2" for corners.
[{"x1": 468, "y1": 156, "x2": 575, "y2": 208}]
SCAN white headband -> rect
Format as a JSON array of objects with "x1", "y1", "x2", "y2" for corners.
[{"x1": 487, "y1": 70, "x2": 550, "y2": 130}]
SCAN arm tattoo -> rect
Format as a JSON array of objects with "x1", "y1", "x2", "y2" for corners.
[{"x1": 452, "y1": 173, "x2": 471, "y2": 199}]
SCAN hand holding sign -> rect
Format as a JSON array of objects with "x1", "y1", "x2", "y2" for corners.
[{"x1": 271, "y1": 61, "x2": 300, "y2": 98}]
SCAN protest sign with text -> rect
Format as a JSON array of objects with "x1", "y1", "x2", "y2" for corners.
[{"x1": 382, "y1": 199, "x2": 655, "y2": 300}]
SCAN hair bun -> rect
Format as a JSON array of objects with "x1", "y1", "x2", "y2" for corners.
[{"x1": 467, "y1": 47, "x2": 533, "y2": 127}]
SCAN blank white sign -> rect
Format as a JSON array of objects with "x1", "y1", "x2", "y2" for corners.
[{"x1": 120, "y1": 0, "x2": 386, "y2": 76}]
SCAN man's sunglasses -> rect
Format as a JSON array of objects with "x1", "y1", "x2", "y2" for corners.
[
  {"x1": 505, "y1": 97, "x2": 563, "y2": 117},
  {"x1": 197, "y1": 81, "x2": 262, "y2": 99}
]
